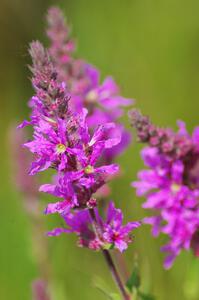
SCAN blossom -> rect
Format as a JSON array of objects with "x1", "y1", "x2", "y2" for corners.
[
  {"x1": 23, "y1": 117, "x2": 70, "y2": 175},
  {"x1": 46, "y1": 7, "x2": 133, "y2": 161},
  {"x1": 26, "y1": 117, "x2": 120, "y2": 211},
  {"x1": 19, "y1": 40, "x2": 122, "y2": 215},
  {"x1": 72, "y1": 66, "x2": 133, "y2": 120},
  {"x1": 18, "y1": 8, "x2": 139, "y2": 263},
  {"x1": 48, "y1": 201, "x2": 140, "y2": 252},
  {"x1": 21, "y1": 43, "x2": 122, "y2": 215},
  {"x1": 19, "y1": 17, "x2": 132, "y2": 208},
  {"x1": 48, "y1": 209, "x2": 98, "y2": 248},
  {"x1": 100, "y1": 201, "x2": 140, "y2": 251},
  {"x1": 130, "y1": 110, "x2": 199, "y2": 268},
  {"x1": 24, "y1": 116, "x2": 120, "y2": 211},
  {"x1": 40, "y1": 162, "x2": 118, "y2": 214}
]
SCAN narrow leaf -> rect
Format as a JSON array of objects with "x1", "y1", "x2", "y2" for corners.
[{"x1": 126, "y1": 265, "x2": 140, "y2": 292}]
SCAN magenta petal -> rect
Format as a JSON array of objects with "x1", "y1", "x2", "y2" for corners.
[
  {"x1": 17, "y1": 120, "x2": 33, "y2": 129},
  {"x1": 101, "y1": 96, "x2": 133, "y2": 108},
  {"x1": 39, "y1": 183, "x2": 56, "y2": 193},
  {"x1": 106, "y1": 201, "x2": 115, "y2": 223},
  {"x1": 115, "y1": 240, "x2": 128, "y2": 252},
  {"x1": 89, "y1": 123, "x2": 115, "y2": 146},
  {"x1": 47, "y1": 227, "x2": 71, "y2": 236},
  {"x1": 45, "y1": 199, "x2": 70, "y2": 215},
  {"x1": 95, "y1": 164, "x2": 119, "y2": 175},
  {"x1": 163, "y1": 253, "x2": 176, "y2": 269},
  {"x1": 29, "y1": 159, "x2": 51, "y2": 175}
]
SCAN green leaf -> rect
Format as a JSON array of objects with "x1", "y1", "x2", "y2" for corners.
[
  {"x1": 109, "y1": 293, "x2": 121, "y2": 300},
  {"x1": 102, "y1": 243, "x2": 114, "y2": 250},
  {"x1": 138, "y1": 291, "x2": 155, "y2": 300},
  {"x1": 93, "y1": 276, "x2": 120, "y2": 300},
  {"x1": 126, "y1": 265, "x2": 140, "y2": 292}
]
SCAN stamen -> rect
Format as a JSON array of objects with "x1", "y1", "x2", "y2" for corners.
[
  {"x1": 56, "y1": 143, "x2": 66, "y2": 154},
  {"x1": 171, "y1": 183, "x2": 181, "y2": 193},
  {"x1": 84, "y1": 165, "x2": 94, "y2": 174}
]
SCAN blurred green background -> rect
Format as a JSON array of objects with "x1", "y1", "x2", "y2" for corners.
[{"x1": 1, "y1": 0, "x2": 199, "y2": 299}]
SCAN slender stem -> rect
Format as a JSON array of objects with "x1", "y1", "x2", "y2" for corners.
[
  {"x1": 89, "y1": 209, "x2": 130, "y2": 300},
  {"x1": 114, "y1": 251, "x2": 130, "y2": 283},
  {"x1": 102, "y1": 249, "x2": 130, "y2": 300}
]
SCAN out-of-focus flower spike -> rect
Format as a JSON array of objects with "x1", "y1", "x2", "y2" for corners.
[
  {"x1": 8, "y1": 126, "x2": 39, "y2": 213},
  {"x1": 130, "y1": 110, "x2": 199, "y2": 267},
  {"x1": 32, "y1": 279, "x2": 51, "y2": 300}
]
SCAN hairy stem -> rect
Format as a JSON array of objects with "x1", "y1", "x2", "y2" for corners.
[{"x1": 89, "y1": 209, "x2": 131, "y2": 300}]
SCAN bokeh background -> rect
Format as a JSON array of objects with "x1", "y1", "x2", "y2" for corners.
[{"x1": 1, "y1": 0, "x2": 199, "y2": 299}]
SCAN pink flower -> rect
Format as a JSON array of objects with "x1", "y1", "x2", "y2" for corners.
[
  {"x1": 48, "y1": 201, "x2": 140, "y2": 252},
  {"x1": 130, "y1": 110, "x2": 199, "y2": 268}
]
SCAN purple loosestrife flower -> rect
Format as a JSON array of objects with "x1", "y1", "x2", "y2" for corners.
[
  {"x1": 48, "y1": 209, "x2": 97, "y2": 248},
  {"x1": 19, "y1": 9, "x2": 141, "y2": 299},
  {"x1": 101, "y1": 201, "x2": 140, "y2": 252},
  {"x1": 46, "y1": 7, "x2": 133, "y2": 162},
  {"x1": 23, "y1": 108, "x2": 120, "y2": 176},
  {"x1": 23, "y1": 117, "x2": 70, "y2": 175},
  {"x1": 39, "y1": 127, "x2": 120, "y2": 213},
  {"x1": 20, "y1": 41, "x2": 121, "y2": 214},
  {"x1": 48, "y1": 201, "x2": 140, "y2": 252},
  {"x1": 129, "y1": 109, "x2": 199, "y2": 268}
]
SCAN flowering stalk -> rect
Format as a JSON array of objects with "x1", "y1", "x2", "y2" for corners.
[
  {"x1": 129, "y1": 109, "x2": 199, "y2": 268},
  {"x1": 46, "y1": 6, "x2": 133, "y2": 167},
  {"x1": 18, "y1": 6, "x2": 140, "y2": 299}
]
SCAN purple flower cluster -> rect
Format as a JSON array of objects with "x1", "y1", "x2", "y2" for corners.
[
  {"x1": 19, "y1": 7, "x2": 139, "y2": 253},
  {"x1": 130, "y1": 109, "x2": 199, "y2": 268},
  {"x1": 48, "y1": 201, "x2": 139, "y2": 252}
]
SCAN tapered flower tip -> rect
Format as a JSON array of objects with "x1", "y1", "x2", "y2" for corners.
[
  {"x1": 29, "y1": 41, "x2": 46, "y2": 64},
  {"x1": 163, "y1": 254, "x2": 176, "y2": 270},
  {"x1": 47, "y1": 6, "x2": 64, "y2": 24},
  {"x1": 47, "y1": 227, "x2": 70, "y2": 236},
  {"x1": 128, "y1": 109, "x2": 142, "y2": 124},
  {"x1": 44, "y1": 199, "x2": 71, "y2": 215}
]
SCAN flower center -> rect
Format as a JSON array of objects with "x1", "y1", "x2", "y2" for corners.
[
  {"x1": 56, "y1": 143, "x2": 66, "y2": 154},
  {"x1": 112, "y1": 231, "x2": 119, "y2": 241},
  {"x1": 86, "y1": 90, "x2": 98, "y2": 103},
  {"x1": 171, "y1": 183, "x2": 181, "y2": 193},
  {"x1": 84, "y1": 165, "x2": 94, "y2": 174}
]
